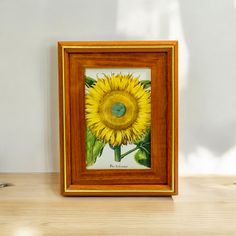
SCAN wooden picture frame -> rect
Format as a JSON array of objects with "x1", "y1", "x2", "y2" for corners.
[{"x1": 58, "y1": 41, "x2": 178, "y2": 196}]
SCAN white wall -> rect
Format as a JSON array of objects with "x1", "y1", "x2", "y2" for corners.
[{"x1": 0, "y1": 0, "x2": 236, "y2": 174}]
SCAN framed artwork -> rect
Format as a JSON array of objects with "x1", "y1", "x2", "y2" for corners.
[{"x1": 58, "y1": 41, "x2": 178, "y2": 196}]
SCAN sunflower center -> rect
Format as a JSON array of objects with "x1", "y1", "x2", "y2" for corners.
[
  {"x1": 99, "y1": 90, "x2": 138, "y2": 130},
  {"x1": 111, "y1": 102, "x2": 126, "y2": 117}
]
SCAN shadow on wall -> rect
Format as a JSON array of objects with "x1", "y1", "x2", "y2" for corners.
[
  {"x1": 179, "y1": 0, "x2": 236, "y2": 174},
  {"x1": 116, "y1": 0, "x2": 236, "y2": 174}
]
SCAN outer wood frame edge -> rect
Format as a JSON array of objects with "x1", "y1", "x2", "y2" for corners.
[{"x1": 58, "y1": 41, "x2": 178, "y2": 196}]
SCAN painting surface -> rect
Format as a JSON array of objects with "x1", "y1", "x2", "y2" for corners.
[{"x1": 85, "y1": 68, "x2": 151, "y2": 169}]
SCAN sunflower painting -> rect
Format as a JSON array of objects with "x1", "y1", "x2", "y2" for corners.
[{"x1": 85, "y1": 68, "x2": 151, "y2": 169}]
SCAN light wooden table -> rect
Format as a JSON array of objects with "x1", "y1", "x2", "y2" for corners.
[{"x1": 0, "y1": 174, "x2": 236, "y2": 236}]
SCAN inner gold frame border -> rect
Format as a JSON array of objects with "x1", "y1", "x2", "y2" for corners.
[{"x1": 60, "y1": 43, "x2": 177, "y2": 193}]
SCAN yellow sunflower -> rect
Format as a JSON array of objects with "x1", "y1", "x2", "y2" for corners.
[{"x1": 86, "y1": 73, "x2": 151, "y2": 146}]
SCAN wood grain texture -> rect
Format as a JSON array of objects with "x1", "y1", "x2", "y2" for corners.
[
  {"x1": 0, "y1": 173, "x2": 236, "y2": 236},
  {"x1": 58, "y1": 41, "x2": 178, "y2": 196}
]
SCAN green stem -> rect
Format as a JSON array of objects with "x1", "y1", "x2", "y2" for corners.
[
  {"x1": 114, "y1": 145, "x2": 121, "y2": 162},
  {"x1": 120, "y1": 146, "x2": 139, "y2": 160}
]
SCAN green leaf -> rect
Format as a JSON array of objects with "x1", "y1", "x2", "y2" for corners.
[
  {"x1": 140, "y1": 80, "x2": 151, "y2": 89},
  {"x1": 98, "y1": 145, "x2": 105, "y2": 157},
  {"x1": 134, "y1": 129, "x2": 150, "y2": 146},
  {"x1": 134, "y1": 149, "x2": 151, "y2": 167},
  {"x1": 134, "y1": 130, "x2": 151, "y2": 167},
  {"x1": 86, "y1": 128, "x2": 106, "y2": 167},
  {"x1": 86, "y1": 128, "x2": 96, "y2": 166},
  {"x1": 93, "y1": 139, "x2": 106, "y2": 161},
  {"x1": 85, "y1": 76, "x2": 96, "y2": 88}
]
